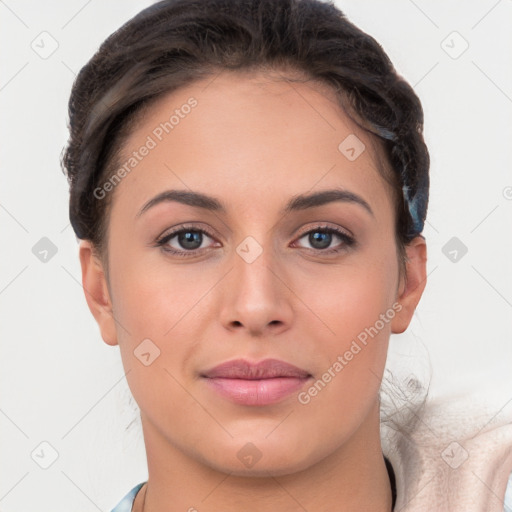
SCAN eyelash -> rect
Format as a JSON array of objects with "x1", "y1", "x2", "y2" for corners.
[{"x1": 155, "y1": 224, "x2": 356, "y2": 258}]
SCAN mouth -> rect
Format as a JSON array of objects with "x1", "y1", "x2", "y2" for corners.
[{"x1": 200, "y1": 358, "x2": 313, "y2": 406}]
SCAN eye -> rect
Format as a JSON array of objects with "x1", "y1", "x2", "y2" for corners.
[
  {"x1": 155, "y1": 223, "x2": 355, "y2": 258},
  {"x1": 293, "y1": 225, "x2": 355, "y2": 253},
  {"x1": 156, "y1": 225, "x2": 219, "y2": 257}
]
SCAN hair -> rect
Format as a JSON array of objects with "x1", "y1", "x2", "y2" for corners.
[{"x1": 61, "y1": 0, "x2": 429, "y2": 275}]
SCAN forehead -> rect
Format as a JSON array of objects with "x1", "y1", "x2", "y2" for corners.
[{"x1": 110, "y1": 70, "x2": 394, "y2": 219}]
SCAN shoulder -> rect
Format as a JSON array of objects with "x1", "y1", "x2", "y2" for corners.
[{"x1": 382, "y1": 391, "x2": 512, "y2": 512}]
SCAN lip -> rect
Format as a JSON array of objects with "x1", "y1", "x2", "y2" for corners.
[{"x1": 200, "y1": 358, "x2": 312, "y2": 406}]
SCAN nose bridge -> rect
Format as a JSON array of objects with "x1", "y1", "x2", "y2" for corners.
[
  {"x1": 236, "y1": 235, "x2": 276, "y2": 293},
  {"x1": 219, "y1": 233, "x2": 293, "y2": 335},
  {"x1": 234, "y1": 234, "x2": 281, "y2": 304}
]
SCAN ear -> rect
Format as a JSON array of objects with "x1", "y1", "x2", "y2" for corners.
[
  {"x1": 391, "y1": 236, "x2": 427, "y2": 334},
  {"x1": 78, "y1": 240, "x2": 118, "y2": 346}
]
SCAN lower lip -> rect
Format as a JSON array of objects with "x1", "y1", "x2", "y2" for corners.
[{"x1": 203, "y1": 376, "x2": 311, "y2": 406}]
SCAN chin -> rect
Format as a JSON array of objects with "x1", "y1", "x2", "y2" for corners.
[
  {"x1": 197, "y1": 437, "x2": 322, "y2": 478},
  {"x1": 209, "y1": 457, "x2": 313, "y2": 479}
]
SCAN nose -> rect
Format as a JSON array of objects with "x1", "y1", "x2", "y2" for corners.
[{"x1": 219, "y1": 240, "x2": 294, "y2": 337}]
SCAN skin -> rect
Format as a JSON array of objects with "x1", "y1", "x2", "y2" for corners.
[{"x1": 79, "y1": 70, "x2": 427, "y2": 512}]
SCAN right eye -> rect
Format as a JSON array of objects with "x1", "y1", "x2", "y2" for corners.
[{"x1": 156, "y1": 225, "x2": 221, "y2": 257}]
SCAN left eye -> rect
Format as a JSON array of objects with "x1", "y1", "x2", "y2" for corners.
[{"x1": 294, "y1": 227, "x2": 354, "y2": 251}]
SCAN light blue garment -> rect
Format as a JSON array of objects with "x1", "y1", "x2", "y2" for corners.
[
  {"x1": 504, "y1": 471, "x2": 512, "y2": 512},
  {"x1": 111, "y1": 482, "x2": 146, "y2": 512},
  {"x1": 112, "y1": 476, "x2": 512, "y2": 512}
]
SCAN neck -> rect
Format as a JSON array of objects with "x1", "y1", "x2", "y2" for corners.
[{"x1": 135, "y1": 400, "x2": 392, "y2": 512}]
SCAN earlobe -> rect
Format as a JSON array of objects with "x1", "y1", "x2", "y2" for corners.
[
  {"x1": 391, "y1": 236, "x2": 427, "y2": 334},
  {"x1": 78, "y1": 240, "x2": 118, "y2": 346}
]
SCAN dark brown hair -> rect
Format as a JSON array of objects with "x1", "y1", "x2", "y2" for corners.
[{"x1": 61, "y1": 0, "x2": 429, "y2": 269}]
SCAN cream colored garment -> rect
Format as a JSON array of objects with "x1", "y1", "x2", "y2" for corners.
[{"x1": 382, "y1": 392, "x2": 512, "y2": 512}]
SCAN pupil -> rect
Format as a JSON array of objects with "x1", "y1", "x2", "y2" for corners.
[
  {"x1": 310, "y1": 231, "x2": 331, "y2": 249},
  {"x1": 179, "y1": 231, "x2": 202, "y2": 249}
]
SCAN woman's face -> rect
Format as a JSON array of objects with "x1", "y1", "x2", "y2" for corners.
[{"x1": 80, "y1": 70, "x2": 426, "y2": 476}]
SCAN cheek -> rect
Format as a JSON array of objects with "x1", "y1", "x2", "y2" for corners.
[
  {"x1": 293, "y1": 247, "x2": 398, "y2": 398},
  {"x1": 108, "y1": 247, "x2": 215, "y2": 404},
  {"x1": 111, "y1": 260, "x2": 206, "y2": 424},
  {"x1": 309, "y1": 283, "x2": 392, "y2": 404},
  {"x1": 296, "y1": 250, "x2": 399, "y2": 345},
  {"x1": 109, "y1": 245, "x2": 208, "y2": 337},
  {"x1": 294, "y1": 269, "x2": 395, "y2": 436}
]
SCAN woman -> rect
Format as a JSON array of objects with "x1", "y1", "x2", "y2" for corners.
[{"x1": 61, "y1": 0, "x2": 512, "y2": 510}]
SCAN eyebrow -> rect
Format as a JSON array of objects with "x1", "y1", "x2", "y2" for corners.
[{"x1": 136, "y1": 188, "x2": 374, "y2": 218}]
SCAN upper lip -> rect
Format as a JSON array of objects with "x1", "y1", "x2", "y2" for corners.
[{"x1": 201, "y1": 358, "x2": 311, "y2": 380}]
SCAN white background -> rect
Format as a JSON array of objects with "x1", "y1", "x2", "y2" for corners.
[{"x1": 1, "y1": 0, "x2": 511, "y2": 510}]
